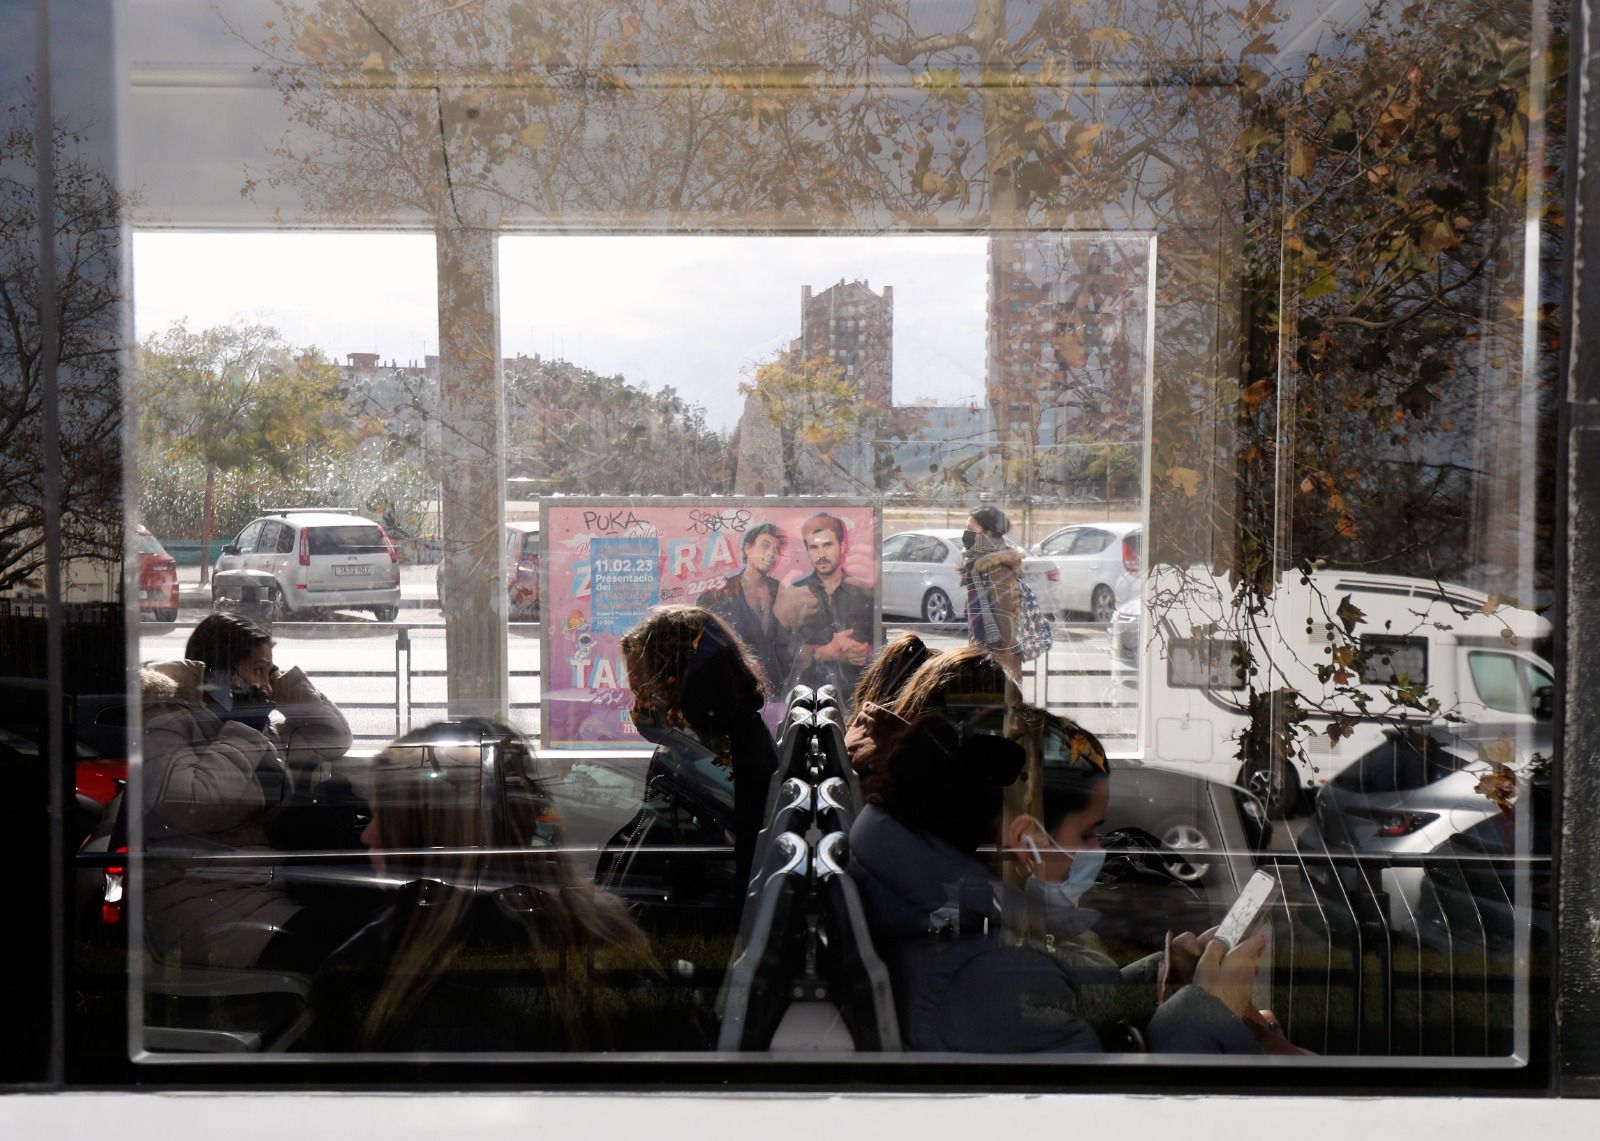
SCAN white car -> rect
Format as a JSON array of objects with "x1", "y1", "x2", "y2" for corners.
[
  {"x1": 1028, "y1": 521, "x2": 1141, "y2": 622},
  {"x1": 880, "y1": 529, "x2": 1059, "y2": 625},
  {"x1": 212, "y1": 508, "x2": 402, "y2": 621}
]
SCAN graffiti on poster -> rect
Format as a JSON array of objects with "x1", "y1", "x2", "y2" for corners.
[{"x1": 542, "y1": 499, "x2": 879, "y2": 747}]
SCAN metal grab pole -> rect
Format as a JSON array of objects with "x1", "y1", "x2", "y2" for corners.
[{"x1": 395, "y1": 625, "x2": 410, "y2": 737}]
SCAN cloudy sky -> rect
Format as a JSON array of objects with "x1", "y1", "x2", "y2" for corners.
[{"x1": 132, "y1": 232, "x2": 990, "y2": 430}]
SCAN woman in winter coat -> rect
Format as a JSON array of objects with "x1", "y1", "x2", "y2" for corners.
[
  {"x1": 141, "y1": 613, "x2": 354, "y2": 970},
  {"x1": 959, "y1": 506, "x2": 1025, "y2": 679},
  {"x1": 847, "y1": 711, "x2": 1268, "y2": 1055}
]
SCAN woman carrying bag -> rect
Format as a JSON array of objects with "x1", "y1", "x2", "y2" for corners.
[{"x1": 959, "y1": 506, "x2": 1052, "y2": 680}]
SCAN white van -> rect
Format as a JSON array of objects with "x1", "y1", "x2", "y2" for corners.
[{"x1": 1116, "y1": 566, "x2": 1554, "y2": 816}]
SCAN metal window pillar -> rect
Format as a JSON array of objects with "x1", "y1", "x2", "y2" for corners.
[
  {"x1": 1556, "y1": 0, "x2": 1600, "y2": 1095},
  {"x1": 436, "y1": 224, "x2": 510, "y2": 721}
]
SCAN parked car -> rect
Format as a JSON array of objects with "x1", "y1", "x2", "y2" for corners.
[
  {"x1": 211, "y1": 508, "x2": 401, "y2": 622},
  {"x1": 879, "y1": 529, "x2": 1059, "y2": 624},
  {"x1": 1296, "y1": 723, "x2": 1551, "y2": 931},
  {"x1": 135, "y1": 525, "x2": 179, "y2": 622},
  {"x1": 1413, "y1": 777, "x2": 1552, "y2": 956},
  {"x1": 436, "y1": 520, "x2": 540, "y2": 619},
  {"x1": 1115, "y1": 566, "x2": 1553, "y2": 820},
  {"x1": 1027, "y1": 521, "x2": 1141, "y2": 622}
]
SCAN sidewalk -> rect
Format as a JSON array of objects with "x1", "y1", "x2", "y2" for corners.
[{"x1": 179, "y1": 564, "x2": 439, "y2": 609}]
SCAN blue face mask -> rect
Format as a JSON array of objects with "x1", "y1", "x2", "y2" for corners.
[{"x1": 1023, "y1": 835, "x2": 1106, "y2": 908}]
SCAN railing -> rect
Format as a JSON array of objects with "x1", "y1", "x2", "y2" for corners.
[{"x1": 200, "y1": 615, "x2": 1128, "y2": 749}]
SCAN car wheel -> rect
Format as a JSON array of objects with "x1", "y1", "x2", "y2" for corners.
[
  {"x1": 268, "y1": 586, "x2": 294, "y2": 623},
  {"x1": 155, "y1": 607, "x2": 177, "y2": 623},
  {"x1": 372, "y1": 605, "x2": 398, "y2": 622},
  {"x1": 1091, "y1": 584, "x2": 1117, "y2": 624},
  {"x1": 1240, "y1": 756, "x2": 1298, "y2": 820},
  {"x1": 921, "y1": 587, "x2": 955, "y2": 624},
  {"x1": 1155, "y1": 817, "x2": 1215, "y2": 885}
]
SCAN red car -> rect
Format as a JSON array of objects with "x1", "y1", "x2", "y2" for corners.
[
  {"x1": 136, "y1": 525, "x2": 179, "y2": 622},
  {"x1": 436, "y1": 521, "x2": 541, "y2": 619}
]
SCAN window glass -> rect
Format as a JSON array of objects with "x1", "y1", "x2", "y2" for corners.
[
  {"x1": 1359, "y1": 635, "x2": 1430, "y2": 687},
  {"x1": 905, "y1": 536, "x2": 947, "y2": 564},
  {"x1": 306, "y1": 525, "x2": 387, "y2": 555},
  {"x1": 1040, "y1": 528, "x2": 1078, "y2": 555},
  {"x1": 1470, "y1": 652, "x2": 1528, "y2": 714},
  {"x1": 1071, "y1": 528, "x2": 1113, "y2": 555},
  {"x1": 85, "y1": 0, "x2": 1562, "y2": 1080}
]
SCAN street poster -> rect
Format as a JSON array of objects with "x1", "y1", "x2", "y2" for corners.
[{"x1": 541, "y1": 498, "x2": 880, "y2": 747}]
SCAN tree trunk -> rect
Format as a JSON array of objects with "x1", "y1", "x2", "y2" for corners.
[{"x1": 199, "y1": 466, "x2": 215, "y2": 585}]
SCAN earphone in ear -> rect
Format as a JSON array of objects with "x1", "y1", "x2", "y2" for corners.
[{"x1": 1023, "y1": 835, "x2": 1042, "y2": 864}]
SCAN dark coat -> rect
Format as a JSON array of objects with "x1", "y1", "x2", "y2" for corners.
[
  {"x1": 847, "y1": 805, "x2": 1261, "y2": 1054},
  {"x1": 787, "y1": 571, "x2": 875, "y2": 696}
]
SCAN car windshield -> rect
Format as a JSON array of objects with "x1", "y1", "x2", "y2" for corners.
[
  {"x1": 136, "y1": 532, "x2": 167, "y2": 556},
  {"x1": 307, "y1": 525, "x2": 387, "y2": 555}
]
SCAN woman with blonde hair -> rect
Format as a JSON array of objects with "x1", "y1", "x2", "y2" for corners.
[{"x1": 314, "y1": 719, "x2": 649, "y2": 1051}]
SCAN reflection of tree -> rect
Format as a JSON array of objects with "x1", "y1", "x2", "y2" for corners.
[
  {"x1": 1160, "y1": 0, "x2": 1563, "y2": 598},
  {"x1": 739, "y1": 353, "x2": 866, "y2": 495},
  {"x1": 137, "y1": 322, "x2": 351, "y2": 583},
  {"x1": 232, "y1": 0, "x2": 1560, "y2": 772},
  {"x1": 0, "y1": 95, "x2": 123, "y2": 592},
  {"x1": 504, "y1": 358, "x2": 729, "y2": 494}
]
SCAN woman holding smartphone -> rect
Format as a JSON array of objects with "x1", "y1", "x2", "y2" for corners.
[
  {"x1": 848, "y1": 708, "x2": 1267, "y2": 1053},
  {"x1": 140, "y1": 612, "x2": 354, "y2": 971},
  {"x1": 180, "y1": 610, "x2": 353, "y2": 790}
]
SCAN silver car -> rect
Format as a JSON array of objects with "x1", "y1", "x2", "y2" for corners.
[
  {"x1": 879, "y1": 529, "x2": 1059, "y2": 624},
  {"x1": 1296, "y1": 724, "x2": 1552, "y2": 931},
  {"x1": 212, "y1": 508, "x2": 403, "y2": 621},
  {"x1": 1028, "y1": 521, "x2": 1141, "y2": 622}
]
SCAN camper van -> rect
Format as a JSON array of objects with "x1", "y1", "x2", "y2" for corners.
[{"x1": 1116, "y1": 567, "x2": 1554, "y2": 816}]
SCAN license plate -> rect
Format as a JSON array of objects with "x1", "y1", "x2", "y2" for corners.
[{"x1": 333, "y1": 565, "x2": 372, "y2": 577}]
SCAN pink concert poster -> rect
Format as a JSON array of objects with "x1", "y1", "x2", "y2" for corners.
[{"x1": 540, "y1": 499, "x2": 879, "y2": 747}]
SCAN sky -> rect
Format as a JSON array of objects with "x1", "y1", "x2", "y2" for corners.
[{"x1": 131, "y1": 232, "x2": 990, "y2": 430}]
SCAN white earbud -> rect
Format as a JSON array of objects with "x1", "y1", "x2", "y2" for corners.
[{"x1": 1023, "y1": 835, "x2": 1042, "y2": 864}]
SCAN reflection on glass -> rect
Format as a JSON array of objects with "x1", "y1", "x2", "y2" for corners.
[{"x1": 100, "y1": 0, "x2": 1562, "y2": 1070}]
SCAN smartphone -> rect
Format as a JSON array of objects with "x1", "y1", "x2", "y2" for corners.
[{"x1": 1213, "y1": 870, "x2": 1277, "y2": 950}]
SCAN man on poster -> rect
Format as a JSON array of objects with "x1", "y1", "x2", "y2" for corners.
[
  {"x1": 696, "y1": 522, "x2": 794, "y2": 693},
  {"x1": 776, "y1": 512, "x2": 874, "y2": 699}
]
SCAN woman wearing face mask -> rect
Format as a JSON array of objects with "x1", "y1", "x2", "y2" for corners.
[
  {"x1": 958, "y1": 506, "x2": 1024, "y2": 679},
  {"x1": 849, "y1": 709, "x2": 1265, "y2": 1054},
  {"x1": 994, "y1": 717, "x2": 1250, "y2": 1047},
  {"x1": 609, "y1": 606, "x2": 779, "y2": 897}
]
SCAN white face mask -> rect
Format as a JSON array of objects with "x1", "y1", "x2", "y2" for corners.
[{"x1": 1023, "y1": 834, "x2": 1106, "y2": 908}]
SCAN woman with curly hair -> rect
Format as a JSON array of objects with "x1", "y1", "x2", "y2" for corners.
[{"x1": 616, "y1": 605, "x2": 779, "y2": 893}]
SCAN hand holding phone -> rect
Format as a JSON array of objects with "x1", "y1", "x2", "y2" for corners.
[{"x1": 1213, "y1": 870, "x2": 1277, "y2": 950}]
